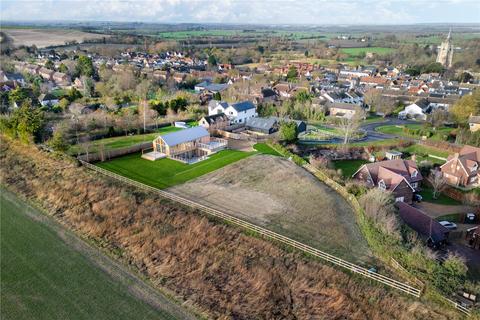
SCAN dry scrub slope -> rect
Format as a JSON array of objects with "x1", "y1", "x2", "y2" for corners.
[
  {"x1": 0, "y1": 138, "x2": 459, "y2": 320},
  {"x1": 170, "y1": 155, "x2": 371, "y2": 263}
]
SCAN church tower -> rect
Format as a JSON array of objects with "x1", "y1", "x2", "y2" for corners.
[{"x1": 436, "y1": 29, "x2": 454, "y2": 68}]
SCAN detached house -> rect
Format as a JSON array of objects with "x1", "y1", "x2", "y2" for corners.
[
  {"x1": 208, "y1": 100, "x2": 257, "y2": 124},
  {"x1": 353, "y1": 159, "x2": 422, "y2": 203},
  {"x1": 398, "y1": 98, "x2": 430, "y2": 120},
  {"x1": 327, "y1": 102, "x2": 362, "y2": 119},
  {"x1": 469, "y1": 115, "x2": 480, "y2": 132},
  {"x1": 143, "y1": 126, "x2": 227, "y2": 164},
  {"x1": 440, "y1": 145, "x2": 480, "y2": 187},
  {"x1": 199, "y1": 113, "x2": 230, "y2": 131}
]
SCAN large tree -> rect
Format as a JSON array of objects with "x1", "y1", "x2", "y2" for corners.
[
  {"x1": 75, "y1": 55, "x2": 95, "y2": 78},
  {"x1": 279, "y1": 121, "x2": 298, "y2": 143},
  {"x1": 450, "y1": 89, "x2": 480, "y2": 124},
  {"x1": 338, "y1": 108, "x2": 365, "y2": 144},
  {"x1": 1, "y1": 100, "x2": 44, "y2": 143},
  {"x1": 364, "y1": 90, "x2": 395, "y2": 117}
]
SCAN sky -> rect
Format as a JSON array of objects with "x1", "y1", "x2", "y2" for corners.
[{"x1": 1, "y1": 0, "x2": 480, "y2": 25}]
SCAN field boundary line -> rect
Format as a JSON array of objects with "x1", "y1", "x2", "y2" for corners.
[{"x1": 79, "y1": 160, "x2": 422, "y2": 298}]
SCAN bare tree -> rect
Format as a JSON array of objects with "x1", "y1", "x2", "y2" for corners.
[
  {"x1": 364, "y1": 90, "x2": 395, "y2": 117},
  {"x1": 431, "y1": 171, "x2": 446, "y2": 199},
  {"x1": 338, "y1": 108, "x2": 365, "y2": 145},
  {"x1": 359, "y1": 188, "x2": 400, "y2": 238}
]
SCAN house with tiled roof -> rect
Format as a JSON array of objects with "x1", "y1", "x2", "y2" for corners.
[
  {"x1": 440, "y1": 145, "x2": 480, "y2": 187},
  {"x1": 353, "y1": 159, "x2": 423, "y2": 203},
  {"x1": 199, "y1": 113, "x2": 230, "y2": 131},
  {"x1": 208, "y1": 100, "x2": 257, "y2": 124}
]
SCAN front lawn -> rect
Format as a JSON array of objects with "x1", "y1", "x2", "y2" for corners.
[
  {"x1": 418, "y1": 186, "x2": 461, "y2": 205},
  {"x1": 435, "y1": 213, "x2": 462, "y2": 223},
  {"x1": 253, "y1": 143, "x2": 281, "y2": 156},
  {"x1": 69, "y1": 125, "x2": 183, "y2": 155},
  {"x1": 97, "y1": 150, "x2": 255, "y2": 189},
  {"x1": 333, "y1": 160, "x2": 368, "y2": 178}
]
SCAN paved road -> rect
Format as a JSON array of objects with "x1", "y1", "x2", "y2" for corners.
[
  {"x1": 359, "y1": 118, "x2": 418, "y2": 142},
  {"x1": 302, "y1": 118, "x2": 417, "y2": 144}
]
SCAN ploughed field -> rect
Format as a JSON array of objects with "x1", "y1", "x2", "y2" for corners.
[
  {"x1": 169, "y1": 154, "x2": 373, "y2": 264},
  {"x1": 3, "y1": 28, "x2": 108, "y2": 48},
  {"x1": 0, "y1": 189, "x2": 194, "y2": 320}
]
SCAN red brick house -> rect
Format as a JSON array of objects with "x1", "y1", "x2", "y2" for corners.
[
  {"x1": 440, "y1": 145, "x2": 480, "y2": 187},
  {"x1": 352, "y1": 159, "x2": 422, "y2": 203}
]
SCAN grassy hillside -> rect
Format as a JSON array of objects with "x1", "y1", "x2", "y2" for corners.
[
  {"x1": 0, "y1": 137, "x2": 461, "y2": 319},
  {"x1": 0, "y1": 190, "x2": 187, "y2": 320}
]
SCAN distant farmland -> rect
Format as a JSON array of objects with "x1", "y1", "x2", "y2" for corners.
[
  {"x1": 3, "y1": 28, "x2": 107, "y2": 48},
  {"x1": 340, "y1": 47, "x2": 394, "y2": 57}
]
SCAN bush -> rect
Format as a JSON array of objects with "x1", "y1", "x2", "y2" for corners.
[{"x1": 346, "y1": 181, "x2": 368, "y2": 198}]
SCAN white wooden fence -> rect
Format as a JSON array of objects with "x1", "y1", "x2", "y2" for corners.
[
  {"x1": 443, "y1": 297, "x2": 472, "y2": 316},
  {"x1": 79, "y1": 160, "x2": 422, "y2": 298}
]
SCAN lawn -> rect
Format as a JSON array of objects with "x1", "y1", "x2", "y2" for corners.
[
  {"x1": 333, "y1": 160, "x2": 369, "y2": 179},
  {"x1": 435, "y1": 213, "x2": 462, "y2": 223},
  {"x1": 0, "y1": 189, "x2": 183, "y2": 320},
  {"x1": 418, "y1": 186, "x2": 461, "y2": 206},
  {"x1": 400, "y1": 144, "x2": 449, "y2": 164},
  {"x1": 69, "y1": 125, "x2": 183, "y2": 155},
  {"x1": 340, "y1": 47, "x2": 394, "y2": 57},
  {"x1": 97, "y1": 150, "x2": 255, "y2": 189},
  {"x1": 375, "y1": 124, "x2": 453, "y2": 142},
  {"x1": 253, "y1": 143, "x2": 281, "y2": 156}
]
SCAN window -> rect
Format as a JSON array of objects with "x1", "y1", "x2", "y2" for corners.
[
  {"x1": 411, "y1": 170, "x2": 418, "y2": 178},
  {"x1": 395, "y1": 197, "x2": 404, "y2": 202},
  {"x1": 378, "y1": 180, "x2": 386, "y2": 191},
  {"x1": 411, "y1": 182, "x2": 418, "y2": 188}
]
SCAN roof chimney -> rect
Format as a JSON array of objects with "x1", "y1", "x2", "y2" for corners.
[{"x1": 411, "y1": 154, "x2": 416, "y2": 162}]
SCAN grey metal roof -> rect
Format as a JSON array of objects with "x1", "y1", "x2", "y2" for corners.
[
  {"x1": 231, "y1": 101, "x2": 256, "y2": 112},
  {"x1": 246, "y1": 117, "x2": 277, "y2": 130},
  {"x1": 158, "y1": 126, "x2": 209, "y2": 147}
]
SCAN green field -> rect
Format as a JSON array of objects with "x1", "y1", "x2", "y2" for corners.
[
  {"x1": 340, "y1": 47, "x2": 394, "y2": 57},
  {"x1": 333, "y1": 160, "x2": 369, "y2": 178},
  {"x1": 253, "y1": 143, "x2": 281, "y2": 156},
  {"x1": 155, "y1": 30, "x2": 329, "y2": 40},
  {"x1": 69, "y1": 125, "x2": 183, "y2": 155},
  {"x1": 376, "y1": 124, "x2": 453, "y2": 142},
  {"x1": 0, "y1": 189, "x2": 187, "y2": 320},
  {"x1": 97, "y1": 150, "x2": 254, "y2": 189}
]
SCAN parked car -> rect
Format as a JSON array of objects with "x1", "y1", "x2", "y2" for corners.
[
  {"x1": 439, "y1": 221, "x2": 457, "y2": 230},
  {"x1": 466, "y1": 213, "x2": 476, "y2": 223}
]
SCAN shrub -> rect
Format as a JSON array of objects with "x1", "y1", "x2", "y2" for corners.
[{"x1": 346, "y1": 181, "x2": 368, "y2": 198}]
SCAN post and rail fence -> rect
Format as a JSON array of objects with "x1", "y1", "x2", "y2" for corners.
[{"x1": 79, "y1": 159, "x2": 422, "y2": 298}]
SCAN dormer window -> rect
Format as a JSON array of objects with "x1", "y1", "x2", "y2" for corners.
[
  {"x1": 378, "y1": 180, "x2": 386, "y2": 191},
  {"x1": 411, "y1": 170, "x2": 418, "y2": 178},
  {"x1": 471, "y1": 163, "x2": 478, "y2": 172}
]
